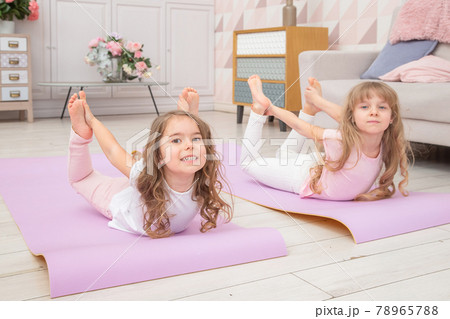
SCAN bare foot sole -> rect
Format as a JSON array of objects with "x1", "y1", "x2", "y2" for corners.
[
  {"x1": 185, "y1": 87, "x2": 199, "y2": 115},
  {"x1": 303, "y1": 77, "x2": 322, "y2": 114},
  {"x1": 68, "y1": 95, "x2": 92, "y2": 139},
  {"x1": 247, "y1": 75, "x2": 271, "y2": 115},
  {"x1": 77, "y1": 91, "x2": 95, "y2": 126},
  {"x1": 177, "y1": 93, "x2": 189, "y2": 112},
  {"x1": 311, "y1": 78, "x2": 322, "y2": 96}
]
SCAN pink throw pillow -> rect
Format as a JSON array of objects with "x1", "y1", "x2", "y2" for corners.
[
  {"x1": 379, "y1": 55, "x2": 450, "y2": 83},
  {"x1": 390, "y1": 0, "x2": 450, "y2": 44}
]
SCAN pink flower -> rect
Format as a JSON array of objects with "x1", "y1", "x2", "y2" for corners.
[
  {"x1": 134, "y1": 51, "x2": 142, "y2": 58},
  {"x1": 5, "y1": 0, "x2": 15, "y2": 3},
  {"x1": 126, "y1": 41, "x2": 142, "y2": 53},
  {"x1": 106, "y1": 41, "x2": 123, "y2": 56},
  {"x1": 89, "y1": 37, "x2": 105, "y2": 48},
  {"x1": 28, "y1": 0, "x2": 39, "y2": 21},
  {"x1": 135, "y1": 61, "x2": 148, "y2": 72}
]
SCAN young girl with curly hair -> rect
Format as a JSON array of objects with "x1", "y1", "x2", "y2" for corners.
[
  {"x1": 241, "y1": 75, "x2": 412, "y2": 201},
  {"x1": 67, "y1": 88, "x2": 232, "y2": 238}
]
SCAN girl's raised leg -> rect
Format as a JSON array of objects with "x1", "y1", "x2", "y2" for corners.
[
  {"x1": 275, "y1": 78, "x2": 319, "y2": 159},
  {"x1": 68, "y1": 95, "x2": 94, "y2": 183},
  {"x1": 68, "y1": 96, "x2": 128, "y2": 219},
  {"x1": 239, "y1": 75, "x2": 313, "y2": 194}
]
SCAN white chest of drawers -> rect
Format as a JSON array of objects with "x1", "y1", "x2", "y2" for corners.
[{"x1": 0, "y1": 34, "x2": 33, "y2": 122}]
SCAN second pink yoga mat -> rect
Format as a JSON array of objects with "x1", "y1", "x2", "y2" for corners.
[{"x1": 219, "y1": 143, "x2": 450, "y2": 243}]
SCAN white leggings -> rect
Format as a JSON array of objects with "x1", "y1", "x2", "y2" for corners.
[{"x1": 240, "y1": 110, "x2": 319, "y2": 194}]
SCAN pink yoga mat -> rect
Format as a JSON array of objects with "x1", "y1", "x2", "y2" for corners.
[
  {"x1": 219, "y1": 143, "x2": 450, "y2": 244},
  {"x1": 0, "y1": 155, "x2": 287, "y2": 298}
]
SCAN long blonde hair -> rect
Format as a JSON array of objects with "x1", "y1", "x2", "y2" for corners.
[
  {"x1": 309, "y1": 82, "x2": 413, "y2": 201},
  {"x1": 135, "y1": 110, "x2": 232, "y2": 238}
]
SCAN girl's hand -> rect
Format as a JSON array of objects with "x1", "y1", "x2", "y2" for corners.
[
  {"x1": 82, "y1": 101, "x2": 96, "y2": 128},
  {"x1": 264, "y1": 104, "x2": 275, "y2": 116},
  {"x1": 77, "y1": 91, "x2": 95, "y2": 128}
]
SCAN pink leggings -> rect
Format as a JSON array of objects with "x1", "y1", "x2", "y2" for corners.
[{"x1": 68, "y1": 129, "x2": 129, "y2": 219}]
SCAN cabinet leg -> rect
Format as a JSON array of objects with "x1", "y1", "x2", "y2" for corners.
[
  {"x1": 268, "y1": 116, "x2": 274, "y2": 122},
  {"x1": 279, "y1": 120, "x2": 287, "y2": 132},
  {"x1": 237, "y1": 105, "x2": 244, "y2": 123},
  {"x1": 27, "y1": 108, "x2": 34, "y2": 122}
]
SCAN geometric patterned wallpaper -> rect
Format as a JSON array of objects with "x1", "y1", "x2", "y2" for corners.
[{"x1": 215, "y1": 0, "x2": 403, "y2": 104}]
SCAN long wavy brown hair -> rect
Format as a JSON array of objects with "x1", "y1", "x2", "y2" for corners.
[
  {"x1": 309, "y1": 82, "x2": 413, "y2": 201},
  {"x1": 135, "y1": 110, "x2": 232, "y2": 238}
]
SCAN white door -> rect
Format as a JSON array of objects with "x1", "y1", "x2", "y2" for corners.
[
  {"x1": 112, "y1": 0, "x2": 166, "y2": 98},
  {"x1": 166, "y1": 2, "x2": 214, "y2": 97},
  {"x1": 50, "y1": 0, "x2": 112, "y2": 98}
]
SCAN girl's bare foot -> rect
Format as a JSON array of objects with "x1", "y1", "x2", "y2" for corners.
[
  {"x1": 310, "y1": 77, "x2": 322, "y2": 95},
  {"x1": 184, "y1": 87, "x2": 199, "y2": 115},
  {"x1": 177, "y1": 93, "x2": 189, "y2": 112},
  {"x1": 68, "y1": 93, "x2": 93, "y2": 139},
  {"x1": 178, "y1": 87, "x2": 200, "y2": 115},
  {"x1": 303, "y1": 77, "x2": 322, "y2": 115},
  {"x1": 247, "y1": 75, "x2": 271, "y2": 115},
  {"x1": 78, "y1": 91, "x2": 95, "y2": 127}
]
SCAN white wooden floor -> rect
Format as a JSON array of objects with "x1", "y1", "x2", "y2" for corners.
[{"x1": 1, "y1": 111, "x2": 449, "y2": 301}]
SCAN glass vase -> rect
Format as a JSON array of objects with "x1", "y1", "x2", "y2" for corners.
[{"x1": 106, "y1": 57, "x2": 122, "y2": 82}]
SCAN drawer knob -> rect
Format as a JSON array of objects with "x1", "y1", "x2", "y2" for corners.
[
  {"x1": 8, "y1": 41, "x2": 19, "y2": 48},
  {"x1": 10, "y1": 91, "x2": 21, "y2": 98},
  {"x1": 9, "y1": 58, "x2": 20, "y2": 65},
  {"x1": 9, "y1": 74, "x2": 20, "y2": 81}
]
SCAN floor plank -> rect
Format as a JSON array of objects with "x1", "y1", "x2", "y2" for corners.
[
  {"x1": 332, "y1": 269, "x2": 450, "y2": 301},
  {"x1": 0, "y1": 251, "x2": 47, "y2": 278},
  {"x1": 293, "y1": 239, "x2": 450, "y2": 298},
  {"x1": 0, "y1": 270, "x2": 50, "y2": 301},
  {"x1": 178, "y1": 274, "x2": 332, "y2": 301}
]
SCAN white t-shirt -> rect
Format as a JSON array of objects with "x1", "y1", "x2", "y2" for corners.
[{"x1": 108, "y1": 159, "x2": 200, "y2": 236}]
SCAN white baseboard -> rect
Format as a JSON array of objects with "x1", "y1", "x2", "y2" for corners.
[
  {"x1": 3, "y1": 95, "x2": 215, "y2": 119},
  {"x1": 214, "y1": 102, "x2": 250, "y2": 116}
]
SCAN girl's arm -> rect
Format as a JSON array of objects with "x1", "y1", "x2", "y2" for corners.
[
  {"x1": 315, "y1": 96, "x2": 343, "y2": 123},
  {"x1": 304, "y1": 87, "x2": 343, "y2": 123},
  {"x1": 90, "y1": 117, "x2": 133, "y2": 178},
  {"x1": 269, "y1": 105, "x2": 325, "y2": 141}
]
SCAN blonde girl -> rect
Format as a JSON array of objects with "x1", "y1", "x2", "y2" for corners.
[
  {"x1": 67, "y1": 88, "x2": 232, "y2": 238},
  {"x1": 241, "y1": 75, "x2": 411, "y2": 201}
]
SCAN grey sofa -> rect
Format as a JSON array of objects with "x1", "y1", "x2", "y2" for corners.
[{"x1": 298, "y1": 17, "x2": 450, "y2": 147}]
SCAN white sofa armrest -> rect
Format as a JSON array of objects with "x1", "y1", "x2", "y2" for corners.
[{"x1": 298, "y1": 50, "x2": 379, "y2": 106}]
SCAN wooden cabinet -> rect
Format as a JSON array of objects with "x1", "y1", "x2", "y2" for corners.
[
  {"x1": 233, "y1": 26, "x2": 328, "y2": 131},
  {"x1": 0, "y1": 34, "x2": 33, "y2": 122}
]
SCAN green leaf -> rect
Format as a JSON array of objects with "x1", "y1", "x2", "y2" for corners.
[{"x1": 1, "y1": 4, "x2": 11, "y2": 13}]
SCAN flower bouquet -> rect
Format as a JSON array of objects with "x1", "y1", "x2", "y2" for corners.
[{"x1": 85, "y1": 32, "x2": 152, "y2": 82}]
